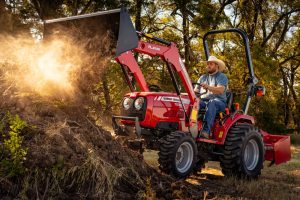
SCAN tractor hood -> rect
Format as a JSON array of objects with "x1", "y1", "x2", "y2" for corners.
[{"x1": 44, "y1": 7, "x2": 138, "y2": 57}]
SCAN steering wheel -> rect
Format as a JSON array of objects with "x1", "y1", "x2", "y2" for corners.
[
  {"x1": 192, "y1": 82, "x2": 208, "y2": 97},
  {"x1": 149, "y1": 84, "x2": 162, "y2": 92}
]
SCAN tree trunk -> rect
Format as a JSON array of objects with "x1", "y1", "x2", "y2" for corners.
[
  {"x1": 0, "y1": 0, "x2": 5, "y2": 10},
  {"x1": 248, "y1": 0, "x2": 263, "y2": 43},
  {"x1": 135, "y1": 0, "x2": 143, "y2": 32},
  {"x1": 279, "y1": 66, "x2": 290, "y2": 126},
  {"x1": 134, "y1": 0, "x2": 143, "y2": 59},
  {"x1": 180, "y1": 1, "x2": 190, "y2": 70},
  {"x1": 72, "y1": 0, "x2": 80, "y2": 15},
  {"x1": 0, "y1": 0, "x2": 12, "y2": 34},
  {"x1": 288, "y1": 66, "x2": 300, "y2": 132},
  {"x1": 31, "y1": 0, "x2": 62, "y2": 20}
]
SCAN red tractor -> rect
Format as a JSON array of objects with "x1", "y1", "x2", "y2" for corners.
[{"x1": 45, "y1": 8, "x2": 291, "y2": 179}]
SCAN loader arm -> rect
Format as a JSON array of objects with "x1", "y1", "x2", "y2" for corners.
[
  {"x1": 116, "y1": 41, "x2": 197, "y2": 105},
  {"x1": 44, "y1": 7, "x2": 196, "y2": 104}
]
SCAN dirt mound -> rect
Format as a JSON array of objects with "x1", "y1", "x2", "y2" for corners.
[
  {"x1": 0, "y1": 94, "x2": 142, "y2": 198},
  {"x1": 0, "y1": 90, "x2": 209, "y2": 199}
]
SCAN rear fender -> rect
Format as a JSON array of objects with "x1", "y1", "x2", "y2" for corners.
[{"x1": 216, "y1": 113, "x2": 255, "y2": 144}]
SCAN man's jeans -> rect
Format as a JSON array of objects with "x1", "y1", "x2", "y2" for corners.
[{"x1": 199, "y1": 99, "x2": 226, "y2": 134}]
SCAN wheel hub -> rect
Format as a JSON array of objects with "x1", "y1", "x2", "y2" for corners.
[
  {"x1": 244, "y1": 139, "x2": 259, "y2": 171},
  {"x1": 176, "y1": 147, "x2": 184, "y2": 163},
  {"x1": 175, "y1": 142, "x2": 194, "y2": 173}
]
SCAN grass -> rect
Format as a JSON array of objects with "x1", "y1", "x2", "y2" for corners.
[
  {"x1": 143, "y1": 145, "x2": 300, "y2": 199},
  {"x1": 143, "y1": 150, "x2": 159, "y2": 168}
]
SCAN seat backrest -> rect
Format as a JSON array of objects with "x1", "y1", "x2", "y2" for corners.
[{"x1": 226, "y1": 91, "x2": 234, "y2": 111}]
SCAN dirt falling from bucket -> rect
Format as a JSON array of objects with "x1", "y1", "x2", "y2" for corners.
[{"x1": 0, "y1": 33, "x2": 112, "y2": 102}]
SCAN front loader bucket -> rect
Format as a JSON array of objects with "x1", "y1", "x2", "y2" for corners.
[
  {"x1": 44, "y1": 7, "x2": 138, "y2": 57},
  {"x1": 261, "y1": 130, "x2": 291, "y2": 165}
]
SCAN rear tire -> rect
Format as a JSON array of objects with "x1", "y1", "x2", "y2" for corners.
[
  {"x1": 220, "y1": 124, "x2": 264, "y2": 178},
  {"x1": 158, "y1": 131, "x2": 197, "y2": 178}
]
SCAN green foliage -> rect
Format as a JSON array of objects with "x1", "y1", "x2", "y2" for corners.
[{"x1": 0, "y1": 112, "x2": 28, "y2": 177}]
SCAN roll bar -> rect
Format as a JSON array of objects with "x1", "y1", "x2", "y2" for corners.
[{"x1": 203, "y1": 28, "x2": 258, "y2": 114}]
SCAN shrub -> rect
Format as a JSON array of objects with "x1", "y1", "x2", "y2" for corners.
[{"x1": 0, "y1": 112, "x2": 28, "y2": 177}]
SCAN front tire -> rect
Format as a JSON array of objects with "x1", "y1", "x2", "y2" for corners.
[
  {"x1": 158, "y1": 131, "x2": 197, "y2": 178},
  {"x1": 220, "y1": 124, "x2": 265, "y2": 178}
]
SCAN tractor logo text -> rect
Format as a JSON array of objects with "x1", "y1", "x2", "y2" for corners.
[
  {"x1": 148, "y1": 45, "x2": 160, "y2": 51},
  {"x1": 155, "y1": 96, "x2": 190, "y2": 104}
]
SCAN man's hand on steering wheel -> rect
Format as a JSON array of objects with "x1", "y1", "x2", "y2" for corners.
[
  {"x1": 200, "y1": 83, "x2": 209, "y2": 90},
  {"x1": 193, "y1": 82, "x2": 208, "y2": 97}
]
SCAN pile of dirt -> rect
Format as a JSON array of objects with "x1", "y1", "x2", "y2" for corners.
[
  {"x1": 0, "y1": 91, "x2": 210, "y2": 199},
  {"x1": 0, "y1": 96, "x2": 143, "y2": 198}
]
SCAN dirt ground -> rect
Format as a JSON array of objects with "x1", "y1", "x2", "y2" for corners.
[{"x1": 144, "y1": 145, "x2": 300, "y2": 200}]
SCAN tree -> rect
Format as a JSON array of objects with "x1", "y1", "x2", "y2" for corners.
[{"x1": 2, "y1": 0, "x2": 300, "y2": 133}]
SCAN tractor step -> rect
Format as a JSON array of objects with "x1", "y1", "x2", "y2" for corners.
[{"x1": 196, "y1": 137, "x2": 219, "y2": 144}]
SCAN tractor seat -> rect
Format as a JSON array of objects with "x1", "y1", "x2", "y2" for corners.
[
  {"x1": 198, "y1": 91, "x2": 234, "y2": 118},
  {"x1": 226, "y1": 91, "x2": 234, "y2": 111}
]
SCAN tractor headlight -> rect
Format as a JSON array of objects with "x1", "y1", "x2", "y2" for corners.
[
  {"x1": 134, "y1": 97, "x2": 145, "y2": 110},
  {"x1": 122, "y1": 97, "x2": 133, "y2": 110}
]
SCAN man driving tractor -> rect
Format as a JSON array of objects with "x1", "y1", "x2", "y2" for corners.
[{"x1": 194, "y1": 56, "x2": 228, "y2": 139}]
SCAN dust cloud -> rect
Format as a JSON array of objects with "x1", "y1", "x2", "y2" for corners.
[
  {"x1": 0, "y1": 36, "x2": 76, "y2": 96},
  {"x1": 0, "y1": 32, "x2": 112, "y2": 102}
]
